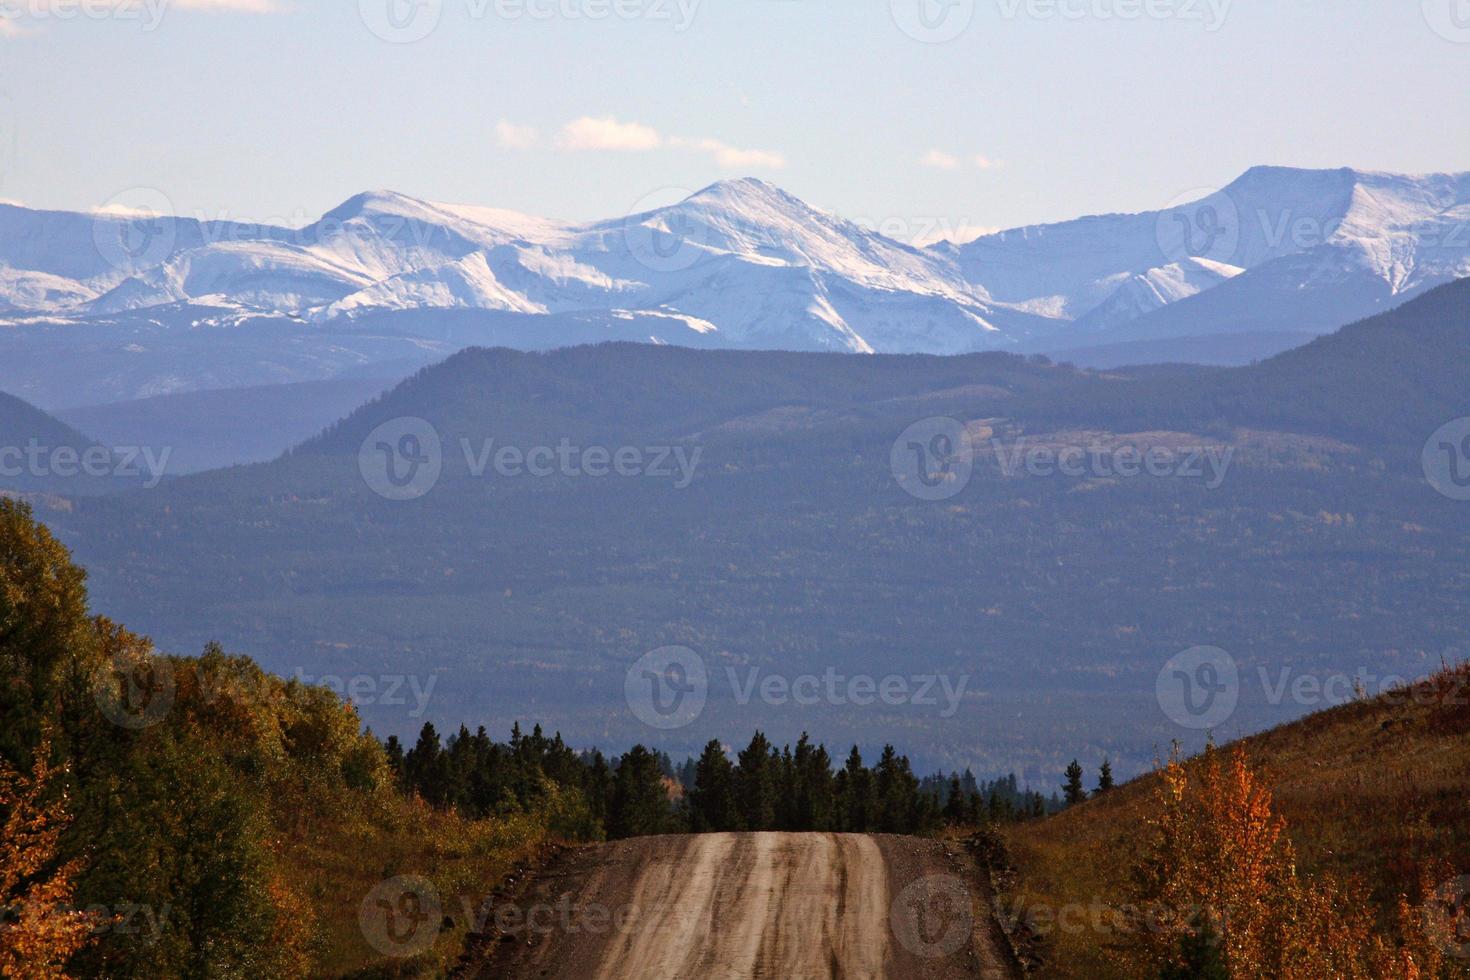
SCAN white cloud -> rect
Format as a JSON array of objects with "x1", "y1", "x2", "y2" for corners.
[
  {"x1": 672, "y1": 137, "x2": 785, "y2": 170},
  {"x1": 552, "y1": 116, "x2": 785, "y2": 169},
  {"x1": 495, "y1": 120, "x2": 539, "y2": 151},
  {"x1": 557, "y1": 116, "x2": 662, "y2": 152},
  {"x1": 920, "y1": 149, "x2": 960, "y2": 171},
  {"x1": 973, "y1": 154, "x2": 1003, "y2": 170}
]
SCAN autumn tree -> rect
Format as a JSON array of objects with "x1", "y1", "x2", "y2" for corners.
[
  {"x1": 0, "y1": 736, "x2": 99, "y2": 978},
  {"x1": 1128, "y1": 745, "x2": 1444, "y2": 979}
]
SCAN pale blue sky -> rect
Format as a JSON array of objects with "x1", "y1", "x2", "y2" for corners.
[{"x1": 6, "y1": 0, "x2": 1470, "y2": 240}]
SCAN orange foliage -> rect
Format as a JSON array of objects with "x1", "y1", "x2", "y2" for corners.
[
  {"x1": 1129, "y1": 745, "x2": 1453, "y2": 979},
  {"x1": 0, "y1": 738, "x2": 102, "y2": 979}
]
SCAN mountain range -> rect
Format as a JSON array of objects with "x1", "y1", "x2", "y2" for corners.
[{"x1": 1, "y1": 166, "x2": 1466, "y2": 407}]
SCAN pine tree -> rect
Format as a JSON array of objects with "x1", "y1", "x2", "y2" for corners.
[
  {"x1": 1096, "y1": 757, "x2": 1115, "y2": 794},
  {"x1": 735, "y1": 732, "x2": 777, "y2": 830},
  {"x1": 688, "y1": 740, "x2": 737, "y2": 832},
  {"x1": 873, "y1": 745, "x2": 919, "y2": 833},
  {"x1": 943, "y1": 773, "x2": 966, "y2": 824},
  {"x1": 791, "y1": 734, "x2": 834, "y2": 832},
  {"x1": 1063, "y1": 759, "x2": 1087, "y2": 806},
  {"x1": 608, "y1": 745, "x2": 672, "y2": 839},
  {"x1": 835, "y1": 746, "x2": 875, "y2": 832},
  {"x1": 1160, "y1": 914, "x2": 1229, "y2": 980},
  {"x1": 405, "y1": 722, "x2": 448, "y2": 805}
]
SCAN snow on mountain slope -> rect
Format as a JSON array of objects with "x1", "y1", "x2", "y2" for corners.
[
  {"x1": 947, "y1": 167, "x2": 1470, "y2": 348},
  {"x1": 1072, "y1": 257, "x2": 1243, "y2": 333},
  {"x1": 89, "y1": 240, "x2": 374, "y2": 314},
  {"x1": 321, "y1": 251, "x2": 546, "y2": 318},
  {"x1": 532, "y1": 178, "x2": 1025, "y2": 351},
  {"x1": 0, "y1": 168, "x2": 1465, "y2": 364}
]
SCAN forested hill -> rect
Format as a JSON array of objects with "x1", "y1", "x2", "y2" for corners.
[
  {"x1": 43, "y1": 279, "x2": 1470, "y2": 780},
  {"x1": 1015, "y1": 277, "x2": 1470, "y2": 451}
]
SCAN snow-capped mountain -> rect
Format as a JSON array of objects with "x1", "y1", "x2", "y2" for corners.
[
  {"x1": 1, "y1": 167, "x2": 1466, "y2": 388},
  {"x1": 1, "y1": 180, "x2": 1043, "y2": 355},
  {"x1": 939, "y1": 166, "x2": 1470, "y2": 349}
]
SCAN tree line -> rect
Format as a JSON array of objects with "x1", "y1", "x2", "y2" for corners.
[{"x1": 386, "y1": 722, "x2": 1062, "y2": 840}]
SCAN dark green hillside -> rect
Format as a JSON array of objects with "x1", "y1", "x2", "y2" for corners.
[
  {"x1": 0, "y1": 391, "x2": 138, "y2": 496},
  {"x1": 37, "y1": 281, "x2": 1470, "y2": 782},
  {"x1": 1021, "y1": 277, "x2": 1470, "y2": 449}
]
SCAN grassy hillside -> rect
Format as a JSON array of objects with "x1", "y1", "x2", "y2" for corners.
[{"x1": 1002, "y1": 661, "x2": 1470, "y2": 977}]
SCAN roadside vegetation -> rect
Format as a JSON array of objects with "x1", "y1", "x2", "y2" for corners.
[
  {"x1": 0, "y1": 500, "x2": 558, "y2": 978},
  {"x1": 1001, "y1": 663, "x2": 1470, "y2": 978}
]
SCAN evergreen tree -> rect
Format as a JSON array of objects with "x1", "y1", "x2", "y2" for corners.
[
  {"x1": 1096, "y1": 757, "x2": 1115, "y2": 794},
  {"x1": 607, "y1": 745, "x2": 672, "y2": 839},
  {"x1": 405, "y1": 722, "x2": 450, "y2": 806},
  {"x1": 583, "y1": 750, "x2": 612, "y2": 831},
  {"x1": 835, "y1": 746, "x2": 874, "y2": 832},
  {"x1": 791, "y1": 734, "x2": 834, "y2": 832},
  {"x1": 1160, "y1": 914, "x2": 1229, "y2": 980},
  {"x1": 734, "y1": 732, "x2": 777, "y2": 830},
  {"x1": 873, "y1": 745, "x2": 919, "y2": 834},
  {"x1": 943, "y1": 773, "x2": 966, "y2": 824},
  {"x1": 1063, "y1": 759, "x2": 1087, "y2": 806},
  {"x1": 688, "y1": 740, "x2": 737, "y2": 832}
]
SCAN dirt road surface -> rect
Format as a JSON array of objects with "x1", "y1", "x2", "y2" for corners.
[{"x1": 464, "y1": 832, "x2": 1016, "y2": 979}]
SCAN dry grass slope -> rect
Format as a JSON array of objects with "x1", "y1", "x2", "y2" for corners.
[{"x1": 1003, "y1": 662, "x2": 1470, "y2": 978}]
